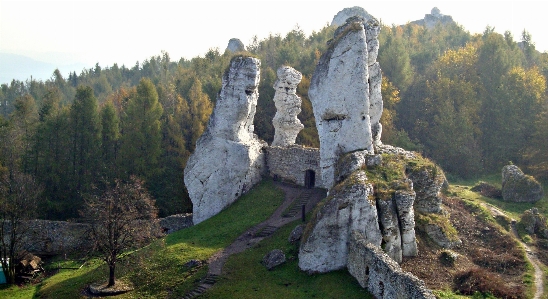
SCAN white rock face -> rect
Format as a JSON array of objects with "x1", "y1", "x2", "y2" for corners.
[
  {"x1": 299, "y1": 171, "x2": 382, "y2": 273},
  {"x1": 226, "y1": 38, "x2": 245, "y2": 53},
  {"x1": 331, "y1": 6, "x2": 374, "y2": 27},
  {"x1": 184, "y1": 57, "x2": 266, "y2": 224},
  {"x1": 309, "y1": 17, "x2": 374, "y2": 190},
  {"x1": 271, "y1": 66, "x2": 304, "y2": 146}
]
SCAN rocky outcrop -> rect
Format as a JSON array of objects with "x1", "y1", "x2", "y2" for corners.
[
  {"x1": 502, "y1": 164, "x2": 543, "y2": 203},
  {"x1": 411, "y1": 7, "x2": 455, "y2": 29},
  {"x1": 262, "y1": 249, "x2": 286, "y2": 270},
  {"x1": 348, "y1": 231, "x2": 436, "y2": 299},
  {"x1": 271, "y1": 66, "x2": 304, "y2": 146},
  {"x1": 299, "y1": 171, "x2": 382, "y2": 273},
  {"x1": 226, "y1": 38, "x2": 245, "y2": 53},
  {"x1": 184, "y1": 56, "x2": 266, "y2": 224},
  {"x1": 299, "y1": 145, "x2": 446, "y2": 271},
  {"x1": 331, "y1": 6, "x2": 374, "y2": 27},
  {"x1": 520, "y1": 208, "x2": 548, "y2": 238},
  {"x1": 309, "y1": 16, "x2": 376, "y2": 189}
]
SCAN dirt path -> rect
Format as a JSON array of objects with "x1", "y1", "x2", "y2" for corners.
[
  {"x1": 484, "y1": 203, "x2": 544, "y2": 299},
  {"x1": 182, "y1": 182, "x2": 326, "y2": 298}
]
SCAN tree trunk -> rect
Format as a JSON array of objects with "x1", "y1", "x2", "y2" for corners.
[{"x1": 108, "y1": 264, "x2": 115, "y2": 287}]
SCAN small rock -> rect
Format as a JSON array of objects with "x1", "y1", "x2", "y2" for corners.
[
  {"x1": 288, "y1": 225, "x2": 304, "y2": 244},
  {"x1": 183, "y1": 259, "x2": 202, "y2": 269},
  {"x1": 226, "y1": 38, "x2": 245, "y2": 53},
  {"x1": 262, "y1": 249, "x2": 286, "y2": 270}
]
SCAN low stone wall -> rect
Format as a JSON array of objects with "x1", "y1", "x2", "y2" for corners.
[
  {"x1": 266, "y1": 145, "x2": 323, "y2": 188},
  {"x1": 159, "y1": 213, "x2": 193, "y2": 234},
  {"x1": 3, "y1": 214, "x2": 194, "y2": 256},
  {"x1": 348, "y1": 230, "x2": 435, "y2": 299}
]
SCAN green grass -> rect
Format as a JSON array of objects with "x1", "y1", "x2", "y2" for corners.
[
  {"x1": 0, "y1": 283, "x2": 38, "y2": 299},
  {"x1": 1, "y1": 179, "x2": 285, "y2": 299},
  {"x1": 203, "y1": 219, "x2": 372, "y2": 298}
]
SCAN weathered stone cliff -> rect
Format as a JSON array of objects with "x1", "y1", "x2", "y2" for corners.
[{"x1": 184, "y1": 56, "x2": 266, "y2": 224}]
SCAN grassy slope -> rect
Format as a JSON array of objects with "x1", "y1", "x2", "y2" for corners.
[
  {"x1": 203, "y1": 218, "x2": 370, "y2": 299},
  {"x1": 448, "y1": 175, "x2": 548, "y2": 299},
  {"x1": 1, "y1": 179, "x2": 285, "y2": 299}
]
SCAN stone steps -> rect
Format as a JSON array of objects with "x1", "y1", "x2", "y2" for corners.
[
  {"x1": 182, "y1": 274, "x2": 218, "y2": 299},
  {"x1": 254, "y1": 225, "x2": 278, "y2": 238},
  {"x1": 283, "y1": 190, "x2": 313, "y2": 218}
]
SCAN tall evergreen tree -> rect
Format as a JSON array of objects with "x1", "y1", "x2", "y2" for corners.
[{"x1": 119, "y1": 78, "x2": 163, "y2": 180}]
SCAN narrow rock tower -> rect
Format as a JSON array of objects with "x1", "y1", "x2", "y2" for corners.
[{"x1": 271, "y1": 66, "x2": 304, "y2": 146}]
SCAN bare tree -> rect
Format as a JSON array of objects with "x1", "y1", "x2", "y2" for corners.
[
  {"x1": 82, "y1": 176, "x2": 158, "y2": 287},
  {"x1": 0, "y1": 170, "x2": 42, "y2": 284}
]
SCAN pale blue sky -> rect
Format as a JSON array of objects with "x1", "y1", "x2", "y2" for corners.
[{"x1": 0, "y1": 0, "x2": 545, "y2": 72}]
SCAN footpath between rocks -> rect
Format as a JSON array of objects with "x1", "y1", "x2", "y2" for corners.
[
  {"x1": 484, "y1": 203, "x2": 545, "y2": 299},
  {"x1": 182, "y1": 182, "x2": 326, "y2": 299}
]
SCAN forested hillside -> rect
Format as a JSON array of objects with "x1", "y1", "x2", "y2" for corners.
[{"x1": 1, "y1": 20, "x2": 546, "y2": 220}]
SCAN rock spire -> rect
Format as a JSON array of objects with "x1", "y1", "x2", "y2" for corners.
[
  {"x1": 271, "y1": 66, "x2": 304, "y2": 146},
  {"x1": 184, "y1": 56, "x2": 266, "y2": 224}
]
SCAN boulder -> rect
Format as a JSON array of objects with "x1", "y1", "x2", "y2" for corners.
[
  {"x1": 309, "y1": 16, "x2": 375, "y2": 189},
  {"x1": 226, "y1": 38, "x2": 245, "y2": 53},
  {"x1": 520, "y1": 208, "x2": 548, "y2": 238},
  {"x1": 262, "y1": 249, "x2": 286, "y2": 270},
  {"x1": 502, "y1": 165, "x2": 543, "y2": 203},
  {"x1": 331, "y1": 6, "x2": 374, "y2": 27},
  {"x1": 424, "y1": 222, "x2": 462, "y2": 249},
  {"x1": 271, "y1": 66, "x2": 304, "y2": 146},
  {"x1": 288, "y1": 224, "x2": 304, "y2": 244},
  {"x1": 184, "y1": 56, "x2": 266, "y2": 224},
  {"x1": 299, "y1": 171, "x2": 382, "y2": 273}
]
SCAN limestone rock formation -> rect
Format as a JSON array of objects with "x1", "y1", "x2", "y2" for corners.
[
  {"x1": 184, "y1": 56, "x2": 266, "y2": 224},
  {"x1": 395, "y1": 189, "x2": 418, "y2": 256},
  {"x1": 299, "y1": 144, "x2": 447, "y2": 271},
  {"x1": 331, "y1": 6, "x2": 374, "y2": 27},
  {"x1": 411, "y1": 7, "x2": 455, "y2": 29},
  {"x1": 502, "y1": 164, "x2": 544, "y2": 203},
  {"x1": 271, "y1": 66, "x2": 304, "y2": 146},
  {"x1": 262, "y1": 249, "x2": 286, "y2": 270},
  {"x1": 226, "y1": 38, "x2": 245, "y2": 53},
  {"x1": 299, "y1": 171, "x2": 382, "y2": 273},
  {"x1": 309, "y1": 16, "x2": 375, "y2": 189}
]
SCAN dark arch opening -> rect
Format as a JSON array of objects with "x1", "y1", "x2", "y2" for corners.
[{"x1": 305, "y1": 170, "x2": 316, "y2": 189}]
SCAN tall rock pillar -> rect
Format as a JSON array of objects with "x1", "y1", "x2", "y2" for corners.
[
  {"x1": 271, "y1": 66, "x2": 304, "y2": 146},
  {"x1": 184, "y1": 56, "x2": 266, "y2": 224},
  {"x1": 309, "y1": 16, "x2": 375, "y2": 189}
]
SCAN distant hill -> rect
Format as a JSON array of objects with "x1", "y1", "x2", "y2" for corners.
[{"x1": 0, "y1": 53, "x2": 87, "y2": 85}]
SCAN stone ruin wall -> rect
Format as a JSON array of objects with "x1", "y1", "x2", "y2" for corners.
[
  {"x1": 348, "y1": 230, "x2": 435, "y2": 299},
  {"x1": 265, "y1": 145, "x2": 323, "y2": 188},
  {"x1": 4, "y1": 214, "x2": 192, "y2": 256}
]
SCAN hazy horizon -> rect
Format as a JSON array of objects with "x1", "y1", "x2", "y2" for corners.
[{"x1": 1, "y1": 0, "x2": 545, "y2": 84}]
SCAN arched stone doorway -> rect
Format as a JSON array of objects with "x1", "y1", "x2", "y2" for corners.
[{"x1": 305, "y1": 169, "x2": 316, "y2": 189}]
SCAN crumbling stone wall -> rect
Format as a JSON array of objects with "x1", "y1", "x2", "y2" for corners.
[
  {"x1": 4, "y1": 214, "x2": 193, "y2": 256},
  {"x1": 266, "y1": 145, "x2": 323, "y2": 188},
  {"x1": 348, "y1": 230, "x2": 435, "y2": 299}
]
